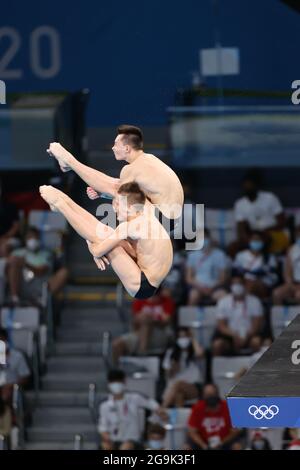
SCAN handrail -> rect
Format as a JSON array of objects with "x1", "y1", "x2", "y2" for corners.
[
  {"x1": 116, "y1": 282, "x2": 128, "y2": 332},
  {"x1": 12, "y1": 384, "x2": 25, "y2": 449},
  {"x1": 88, "y1": 383, "x2": 97, "y2": 422},
  {"x1": 0, "y1": 434, "x2": 7, "y2": 450},
  {"x1": 101, "y1": 331, "x2": 111, "y2": 369},
  {"x1": 74, "y1": 434, "x2": 83, "y2": 450},
  {"x1": 116, "y1": 282, "x2": 124, "y2": 309},
  {"x1": 44, "y1": 283, "x2": 55, "y2": 354},
  {"x1": 32, "y1": 330, "x2": 40, "y2": 403}
]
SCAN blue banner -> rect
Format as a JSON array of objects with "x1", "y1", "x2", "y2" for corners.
[{"x1": 227, "y1": 396, "x2": 300, "y2": 428}]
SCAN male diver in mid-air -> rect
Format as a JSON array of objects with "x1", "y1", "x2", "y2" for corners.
[
  {"x1": 39, "y1": 182, "x2": 173, "y2": 299},
  {"x1": 42, "y1": 125, "x2": 184, "y2": 298},
  {"x1": 47, "y1": 125, "x2": 184, "y2": 231}
]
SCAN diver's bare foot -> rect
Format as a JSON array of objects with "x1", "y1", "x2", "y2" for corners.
[
  {"x1": 39, "y1": 185, "x2": 62, "y2": 212},
  {"x1": 47, "y1": 143, "x2": 73, "y2": 172}
]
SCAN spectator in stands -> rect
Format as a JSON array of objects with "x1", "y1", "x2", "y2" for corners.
[
  {"x1": 0, "y1": 328, "x2": 31, "y2": 403},
  {"x1": 145, "y1": 423, "x2": 167, "y2": 450},
  {"x1": 162, "y1": 240, "x2": 186, "y2": 304},
  {"x1": 286, "y1": 429, "x2": 300, "y2": 450},
  {"x1": 287, "y1": 440, "x2": 300, "y2": 450},
  {"x1": 212, "y1": 275, "x2": 264, "y2": 356},
  {"x1": 233, "y1": 231, "x2": 279, "y2": 298},
  {"x1": 273, "y1": 225, "x2": 300, "y2": 304},
  {"x1": 0, "y1": 395, "x2": 12, "y2": 447},
  {"x1": 6, "y1": 227, "x2": 53, "y2": 305},
  {"x1": 112, "y1": 287, "x2": 175, "y2": 364},
  {"x1": 185, "y1": 228, "x2": 229, "y2": 305},
  {"x1": 0, "y1": 178, "x2": 20, "y2": 258},
  {"x1": 162, "y1": 327, "x2": 204, "y2": 408},
  {"x1": 250, "y1": 431, "x2": 272, "y2": 450},
  {"x1": 47, "y1": 242, "x2": 69, "y2": 298},
  {"x1": 230, "y1": 170, "x2": 287, "y2": 256},
  {"x1": 98, "y1": 369, "x2": 166, "y2": 450},
  {"x1": 187, "y1": 383, "x2": 242, "y2": 450}
]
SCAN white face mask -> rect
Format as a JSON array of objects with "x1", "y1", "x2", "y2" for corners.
[
  {"x1": 148, "y1": 440, "x2": 164, "y2": 450},
  {"x1": 108, "y1": 382, "x2": 125, "y2": 395},
  {"x1": 26, "y1": 238, "x2": 40, "y2": 252},
  {"x1": 231, "y1": 283, "x2": 245, "y2": 297},
  {"x1": 177, "y1": 337, "x2": 191, "y2": 349},
  {"x1": 253, "y1": 440, "x2": 265, "y2": 450}
]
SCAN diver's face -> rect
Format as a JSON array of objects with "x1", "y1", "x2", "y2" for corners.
[
  {"x1": 113, "y1": 193, "x2": 129, "y2": 221},
  {"x1": 112, "y1": 134, "x2": 129, "y2": 161}
]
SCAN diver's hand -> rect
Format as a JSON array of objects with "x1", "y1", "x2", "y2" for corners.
[{"x1": 86, "y1": 186, "x2": 100, "y2": 200}]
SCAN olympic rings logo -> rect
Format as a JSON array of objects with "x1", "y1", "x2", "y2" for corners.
[{"x1": 248, "y1": 405, "x2": 279, "y2": 420}]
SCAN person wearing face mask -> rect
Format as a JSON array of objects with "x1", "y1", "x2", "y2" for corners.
[
  {"x1": 6, "y1": 227, "x2": 52, "y2": 305},
  {"x1": 187, "y1": 383, "x2": 242, "y2": 450},
  {"x1": 285, "y1": 428, "x2": 300, "y2": 450},
  {"x1": 250, "y1": 431, "x2": 272, "y2": 450},
  {"x1": 145, "y1": 423, "x2": 167, "y2": 450},
  {"x1": 212, "y1": 275, "x2": 264, "y2": 356},
  {"x1": 0, "y1": 328, "x2": 31, "y2": 405},
  {"x1": 98, "y1": 369, "x2": 166, "y2": 450},
  {"x1": 162, "y1": 328, "x2": 204, "y2": 408},
  {"x1": 234, "y1": 231, "x2": 279, "y2": 298},
  {"x1": 229, "y1": 170, "x2": 287, "y2": 257},
  {"x1": 273, "y1": 225, "x2": 300, "y2": 304},
  {"x1": 185, "y1": 228, "x2": 229, "y2": 305}
]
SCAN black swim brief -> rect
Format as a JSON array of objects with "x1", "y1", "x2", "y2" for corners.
[
  {"x1": 134, "y1": 272, "x2": 158, "y2": 299},
  {"x1": 154, "y1": 208, "x2": 180, "y2": 236}
]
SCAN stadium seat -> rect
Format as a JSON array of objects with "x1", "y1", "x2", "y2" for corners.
[
  {"x1": 119, "y1": 356, "x2": 160, "y2": 379},
  {"x1": 10, "y1": 328, "x2": 39, "y2": 393},
  {"x1": 0, "y1": 306, "x2": 47, "y2": 365},
  {"x1": 212, "y1": 356, "x2": 252, "y2": 398},
  {"x1": 271, "y1": 305, "x2": 300, "y2": 338},
  {"x1": 10, "y1": 329, "x2": 35, "y2": 359},
  {"x1": 28, "y1": 210, "x2": 67, "y2": 250},
  {"x1": 1, "y1": 307, "x2": 40, "y2": 330},
  {"x1": 164, "y1": 408, "x2": 190, "y2": 450},
  {"x1": 28, "y1": 210, "x2": 67, "y2": 232},
  {"x1": 125, "y1": 374, "x2": 157, "y2": 400},
  {"x1": 178, "y1": 306, "x2": 217, "y2": 349},
  {"x1": 205, "y1": 209, "x2": 237, "y2": 248}
]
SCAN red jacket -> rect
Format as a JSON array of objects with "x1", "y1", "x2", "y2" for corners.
[{"x1": 188, "y1": 399, "x2": 233, "y2": 445}]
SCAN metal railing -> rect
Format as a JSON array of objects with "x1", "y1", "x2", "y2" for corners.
[
  {"x1": 41, "y1": 281, "x2": 55, "y2": 354},
  {"x1": 12, "y1": 384, "x2": 25, "y2": 449},
  {"x1": 0, "y1": 435, "x2": 8, "y2": 450},
  {"x1": 116, "y1": 282, "x2": 128, "y2": 333},
  {"x1": 74, "y1": 434, "x2": 83, "y2": 450},
  {"x1": 101, "y1": 331, "x2": 112, "y2": 370},
  {"x1": 88, "y1": 382, "x2": 97, "y2": 422}
]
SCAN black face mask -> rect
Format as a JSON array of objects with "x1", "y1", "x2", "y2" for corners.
[
  {"x1": 244, "y1": 189, "x2": 258, "y2": 201},
  {"x1": 205, "y1": 396, "x2": 220, "y2": 408}
]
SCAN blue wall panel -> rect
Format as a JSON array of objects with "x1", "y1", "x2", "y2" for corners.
[{"x1": 0, "y1": 0, "x2": 299, "y2": 125}]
